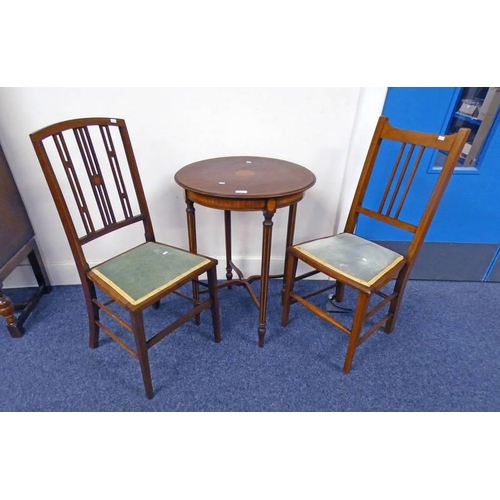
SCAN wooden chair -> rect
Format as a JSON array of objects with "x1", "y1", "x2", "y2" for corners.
[
  {"x1": 282, "y1": 116, "x2": 470, "y2": 373},
  {"x1": 30, "y1": 117, "x2": 221, "y2": 398}
]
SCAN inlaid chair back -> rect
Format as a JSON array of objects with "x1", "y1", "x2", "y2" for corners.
[
  {"x1": 282, "y1": 116, "x2": 470, "y2": 374},
  {"x1": 31, "y1": 118, "x2": 153, "y2": 269},
  {"x1": 30, "y1": 117, "x2": 221, "y2": 399}
]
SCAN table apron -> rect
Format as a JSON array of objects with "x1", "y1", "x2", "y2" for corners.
[{"x1": 185, "y1": 190, "x2": 305, "y2": 211}]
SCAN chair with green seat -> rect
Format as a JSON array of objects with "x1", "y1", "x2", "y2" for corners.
[
  {"x1": 30, "y1": 117, "x2": 221, "y2": 399},
  {"x1": 282, "y1": 116, "x2": 470, "y2": 373}
]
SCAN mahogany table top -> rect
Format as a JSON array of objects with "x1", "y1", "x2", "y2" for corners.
[{"x1": 175, "y1": 156, "x2": 316, "y2": 199}]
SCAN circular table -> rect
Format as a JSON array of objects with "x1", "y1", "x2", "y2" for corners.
[{"x1": 175, "y1": 156, "x2": 316, "y2": 347}]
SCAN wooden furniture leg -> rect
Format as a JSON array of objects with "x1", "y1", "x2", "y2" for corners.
[
  {"x1": 0, "y1": 283, "x2": 19, "y2": 337},
  {"x1": 0, "y1": 239, "x2": 52, "y2": 338},
  {"x1": 281, "y1": 203, "x2": 298, "y2": 300},
  {"x1": 185, "y1": 198, "x2": 201, "y2": 326},
  {"x1": 343, "y1": 292, "x2": 370, "y2": 374},
  {"x1": 224, "y1": 210, "x2": 233, "y2": 284},
  {"x1": 131, "y1": 311, "x2": 154, "y2": 399},
  {"x1": 258, "y1": 201, "x2": 276, "y2": 347}
]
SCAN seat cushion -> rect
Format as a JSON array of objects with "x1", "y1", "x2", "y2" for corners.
[
  {"x1": 294, "y1": 233, "x2": 404, "y2": 287},
  {"x1": 88, "y1": 242, "x2": 211, "y2": 306}
]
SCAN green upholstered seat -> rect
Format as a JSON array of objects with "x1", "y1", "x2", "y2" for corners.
[
  {"x1": 89, "y1": 242, "x2": 210, "y2": 306},
  {"x1": 294, "y1": 233, "x2": 404, "y2": 287}
]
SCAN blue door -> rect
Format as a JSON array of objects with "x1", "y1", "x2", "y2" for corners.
[{"x1": 355, "y1": 87, "x2": 500, "y2": 281}]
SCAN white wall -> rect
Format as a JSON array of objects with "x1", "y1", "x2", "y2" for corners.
[{"x1": 0, "y1": 87, "x2": 386, "y2": 286}]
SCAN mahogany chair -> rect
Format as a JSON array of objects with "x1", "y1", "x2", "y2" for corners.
[
  {"x1": 30, "y1": 117, "x2": 221, "y2": 399},
  {"x1": 282, "y1": 116, "x2": 470, "y2": 373}
]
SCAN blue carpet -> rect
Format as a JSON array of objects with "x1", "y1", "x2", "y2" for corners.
[{"x1": 1, "y1": 280, "x2": 499, "y2": 411}]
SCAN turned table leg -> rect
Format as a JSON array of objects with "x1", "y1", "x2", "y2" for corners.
[
  {"x1": 258, "y1": 200, "x2": 276, "y2": 347},
  {"x1": 0, "y1": 282, "x2": 22, "y2": 338},
  {"x1": 185, "y1": 197, "x2": 201, "y2": 325},
  {"x1": 224, "y1": 210, "x2": 233, "y2": 285}
]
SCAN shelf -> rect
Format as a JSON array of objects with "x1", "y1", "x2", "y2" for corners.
[{"x1": 453, "y1": 112, "x2": 482, "y2": 126}]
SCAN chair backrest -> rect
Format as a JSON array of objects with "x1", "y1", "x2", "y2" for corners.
[
  {"x1": 30, "y1": 117, "x2": 155, "y2": 277},
  {"x1": 344, "y1": 116, "x2": 470, "y2": 263}
]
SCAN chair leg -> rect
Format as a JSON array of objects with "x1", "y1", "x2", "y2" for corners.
[
  {"x1": 281, "y1": 251, "x2": 298, "y2": 326},
  {"x1": 384, "y1": 272, "x2": 410, "y2": 334},
  {"x1": 83, "y1": 279, "x2": 100, "y2": 348},
  {"x1": 335, "y1": 281, "x2": 345, "y2": 302},
  {"x1": 130, "y1": 311, "x2": 154, "y2": 399},
  {"x1": 192, "y1": 280, "x2": 201, "y2": 326},
  {"x1": 207, "y1": 267, "x2": 221, "y2": 343},
  {"x1": 343, "y1": 292, "x2": 370, "y2": 374}
]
